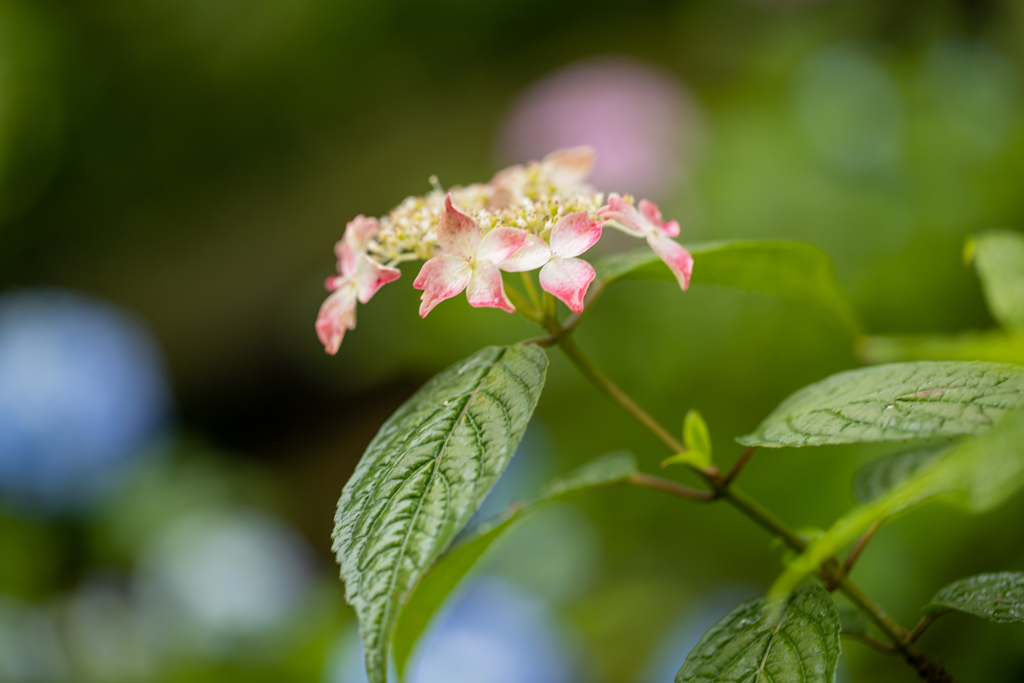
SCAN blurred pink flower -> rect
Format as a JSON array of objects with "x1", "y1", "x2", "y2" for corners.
[
  {"x1": 502, "y1": 212, "x2": 604, "y2": 313},
  {"x1": 499, "y1": 58, "x2": 699, "y2": 199},
  {"x1": 413, "y1": 195, "x2": 531, "y2": 317},
  {"x1": 599, "y1": 195, "x2": 693, "y2": 291}
]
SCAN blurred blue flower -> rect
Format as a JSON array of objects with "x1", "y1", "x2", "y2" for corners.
[
  {"x1": 329, "y1": 577, "x2": 579, "y2": 683},
  {"x1": 0, "y1": 290, "x2": 171, "y2": 510},
  {"x1": 136, "y1": 507, "x2": 314, "y2": 656}
]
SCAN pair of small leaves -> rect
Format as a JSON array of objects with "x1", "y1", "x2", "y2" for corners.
[
  {"x1": 663, "y1": 409, "x2": 713, "y2": 470},
  {"x1": 331, "y1": 344, "x2": 548, "y2": 683},
  {"x1": 859, "y1": 230, "x2": 1024, "y2": 365},
  {"x1": 676, "y1": 583, "x2": 842, "y2": 683},
  {"x1": 595, "y1": 240, "x2": 861, "y2": 337},
  {"x1": 391, "y1": 452, "x2": 638, "y2": 679}
]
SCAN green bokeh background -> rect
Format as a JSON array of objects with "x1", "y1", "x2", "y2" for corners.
[{"x1": 3, "y1": 0, "x2": 1024, "y2": 680}]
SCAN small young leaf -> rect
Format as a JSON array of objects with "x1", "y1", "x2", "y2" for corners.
[
  {"x1": 967, "y1": 230, "x2": 1024, "y2": 333},
  {"x1": 391, "y1": 452, "x2": 638, "y2": 680},
  {"x1": 332, "y1": 344, "x2": 548, "y2": 683},
  {"x1": 675, "y1": 583, "x2": 841, "y2": 683},
  {"x1": 853, "y1": 447, "x2": 950, "y2": 504},
  {"x1": 595, "y1": 240, "x2": 861, "y2": 336},
  {"x1": 683, "y1": 409, "x2": 712, "y2": 460},
  {"x1": 739, "y1": 361, "x2": 1024, "y2": 448},
  {"x1": 858, "y1": 331, "x2": 1024, "y2": 366},
  {"x1": 924, "y1": 572, "x2": 1024, "y2": 624},
  {"x1": 768, "y1": 408, "x2": 1024, "y2": 604},
  {"x1": 661, "y1": 451, "x2": 712, "y2": 470}
]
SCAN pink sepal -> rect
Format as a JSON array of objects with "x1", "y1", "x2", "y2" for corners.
[
  {"x1": 315, "y1": 285, "x2": 358, "y2": 355},
  {"x1": 549, "y1": 211, "x2": 603, "y2": 258},
  {"x1": 438, "y1": 194, "x2": 481, "y2": 259},
  {"x1": 639, "y1": 199, "x2": 680, "y2": 237},
  {"x1": 597, "y1": 194, "x2": 646, "y2": 237},
  {"x1": 338, "y1": 215, "x2": 379, "y2": 276},
  {"x1": 353, "y1": 256, "x2": 401, "y2": 304},
  {"x1": 544, "y1": 146, "x2": 596, "y2": 189},
  {"x1": 477, "y1": 227, "x2": 530, "y2": 264},
  {"x1": 647, "y1": 232, "x2": 693, "y2": 291},
  {"x1": 466, "y1": 261, "x2": 515, "y2": 313},
  {"x1": 499, "y1": 234, "x2": 551, "y2": 272},
  {"x1": 539, "y1": 257, "x2": 595, "y2": 313},
  {"x1": 413, "y1": 255, "x2": 473, "y2": 317}
]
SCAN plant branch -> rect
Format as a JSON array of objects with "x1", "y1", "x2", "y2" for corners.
[
  {"x1": 842, "y1": 632, "x2": 896, "y2": 655},
  {"x1": 553, "y1": 329, "x2": 958, "y2": 682},
  {"x1": 907, "y1": 614, "x2": 942, "y2": 644},
  {"x1": 843, "y1": 518, "x2": 885, "y2": 575},
  {"x1": 722, "y1": 446, "x2": 758, "y2": 487},
  {"x1": 628, "y1": 472, "x2": 715, "y2": 502}
]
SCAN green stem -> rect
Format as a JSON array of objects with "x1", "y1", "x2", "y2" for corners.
[{"x1": 553, "y1": 327, "x2": 957, "y2": 682}]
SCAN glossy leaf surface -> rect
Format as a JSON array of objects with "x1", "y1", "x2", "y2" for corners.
[
  {"x1": 924, "y1": 572, "x2": 1024, "y2": 624},
  {"x1": 740, "y1": 361, "x2": 1024, "y2": 448},
  {"x1": 332, "y1": 344, "x2": 548, "y2": 683},
  {"x1": 675, "y1": 583, "x2": 841, "y2": 683}
]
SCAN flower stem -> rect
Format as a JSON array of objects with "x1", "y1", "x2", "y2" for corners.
[{"x1": 552, "y1": 328, "x2": 958, "y2": 682}]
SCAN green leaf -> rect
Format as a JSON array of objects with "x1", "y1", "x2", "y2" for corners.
[
  {"x1": 595, "y1": 240, "x2": 861, "y2": 336},
  {"x1": 331, "y1": 344, "x2": 548, "y2": 683},
  {"x1": 675, "y1": 583, "x2": 841, "y2": 683},
  {"x1": 858, "y1": 332, "x2": 1024, "y2": 366},
  {"x1": 853, "y1": 447, "x2": 950, "y2": 504},
  {"x1": 391, "y1": 452, "x2": 638, "y2": 679},
  {"x1": 683, "y1": 409, "x2": 713, "y2": 460},
  {"x1": 661, "y1": 451, "x2": 712, "y2": 470},
  {"x1": 838, "y1": 605, "x2": 869, "y2": 638},
  {"x1": 768, "y1": 408, "x2": 1024, "y2": 603},
  {"x1": 739, "y1": 361, "x2": 1024, "y2": 448},
  {"x1": 924, "y1": 572, "x2": 1024, "y2": 624},
  {"x1": 967, "y1": 230, "x2": 1024, "y2": 333}
]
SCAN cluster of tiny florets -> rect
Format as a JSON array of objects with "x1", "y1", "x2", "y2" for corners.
[{"x1": 369, "y1": 150, "x2": 605, "y2": 265}]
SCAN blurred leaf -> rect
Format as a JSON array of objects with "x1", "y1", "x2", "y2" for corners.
[
  {"x1": 858, "y1": 332, "x2": 1024, "y2": 365},
  {"x1": 392, "y1": 452, "x2": 637, "y2": 679},
  {"x1": 769, "y1": 408, "x2": 1024, "y2": 603},
  {"x1": 838, "y1": 605, "x2": 869, "y2": 637},
  {"x1": 966, "y1": 230, "x2": 1024, "y2": 333},
  {"x1": 739, "y1": 361, "x2": 1024, "y2": 448},
  {"x1": 924, "y1": 572, "x2": 1024, "y2": 623},
  {"x1": 853, "y1": 446, "x2": 950, "y2": 503},
  {"x1": 683, "y1": 409, "x2": 713, "y2": 459},
  {"x1": 674, "y1": 583, "x2": 841, "y2": 683},
  {"x1": 595, "y1": 241, "x2": 861, "y2": 336},
  {"x1": 331, "y1": 344, "x2": 548, "y2": 683}
]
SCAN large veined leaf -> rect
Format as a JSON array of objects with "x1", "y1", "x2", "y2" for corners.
[
  {"x1": 923, "y1": 572, "x2": 1024, "y2": 624},
  {"x1": 852, "y1": 446, "x2": 950, "y2": 504},
  {"x1": 768, "y1": 408, "x2": 1024, "y2": 602},
  {"x1": 332, "y1": 344, "x2": 548, "y2": 683},
  {"x1": 595, "y1": 240, "x2": 860, "y2": 336},
  {"x1": 391, "y1": 453, "x2": 637, "y2": 678},
  {"x1": 739, "y1": 361, "x2": 1024, "y2": 448},
  {"x1": 858, "y1": 331, "x2": 1024, "y2": 366},
  {"x1": 675, "y1": 583, "x2": 841, "y2": 683},
  {"x1": 966, "y1": 230, "x2": 1024, "y2": 333}
]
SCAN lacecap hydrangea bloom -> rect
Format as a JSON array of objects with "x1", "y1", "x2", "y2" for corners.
[{"x1": 316, "y1": 147, "x2": 694, "y2": 354}]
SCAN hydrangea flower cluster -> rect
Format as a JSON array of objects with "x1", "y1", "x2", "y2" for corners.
[{"x1": 316, "y1": 147, "x2": 694, "y2": 354}]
